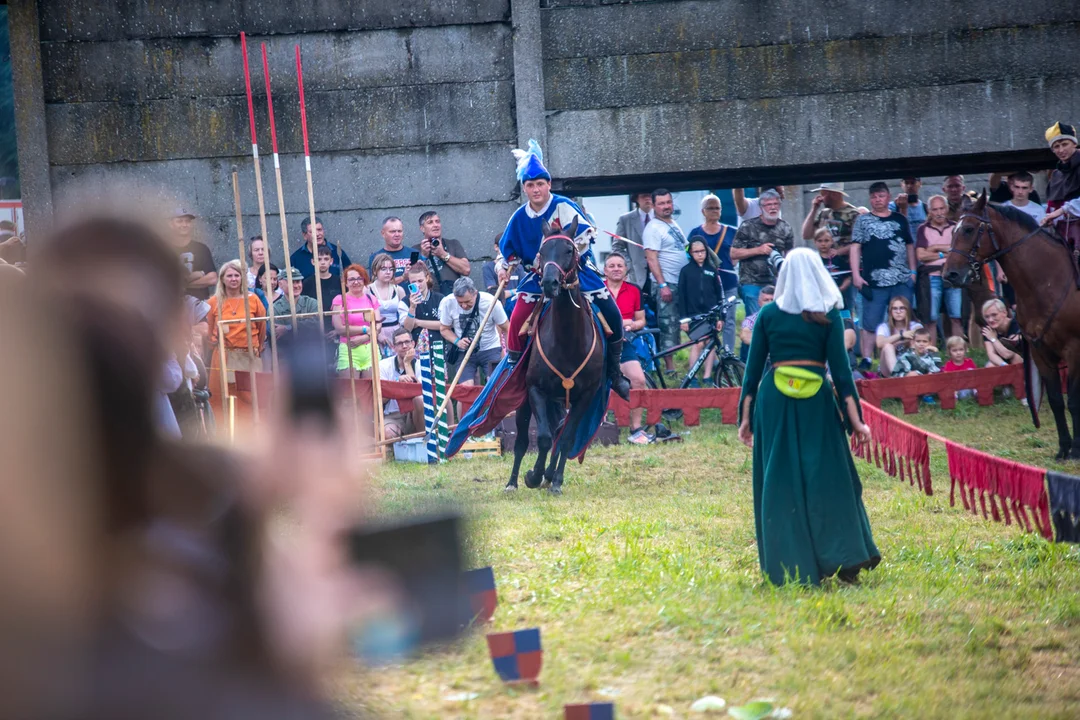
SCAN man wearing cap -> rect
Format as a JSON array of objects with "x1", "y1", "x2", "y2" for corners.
[
  {"x1": 273, "y1": 267, "x2": 321, "y2": 348},
  {"x1": 801, "y1": 183, "x2": 860, "y2": 253},
  {"x1": 289, "y1": 216, "x2": 352, "y2": 279},
  {"x1": 494, "y1": 140, "x2": 631, "y2": 401},
  {"x1": 170, "y1": 207, "x2": 217, "y2": 300},
  {"x1": 1044, "y1": 122, "x2": 1080, "y2": 256}
]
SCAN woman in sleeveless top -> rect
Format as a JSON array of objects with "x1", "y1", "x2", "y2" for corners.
[{"x1": 367, "y1": 253, "x2": 407, "y2": 356}]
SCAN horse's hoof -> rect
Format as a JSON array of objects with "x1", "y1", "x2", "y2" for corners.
[
  {"x1": 504, "y1": 482, "x2": 518, "y2": 492},
  {"x1": 1057, "y1": 448, "x2": 1071, "y2": 461},
  {"x1": 548, "y1": 484, "x2": 562, "y2": 496},
  {"x1": 524, "y1": 470, "x2": 541, "y2": 489},
  {"x1": 540, "y1": 476, "x2": 552, "y2": 489}
]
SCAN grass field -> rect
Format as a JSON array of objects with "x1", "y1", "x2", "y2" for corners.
[{"x1": 344, "y1": 397, "x2": 1080, "y2": 719}]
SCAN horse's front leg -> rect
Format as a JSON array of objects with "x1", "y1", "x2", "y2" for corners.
[
  {"x1": 547, "y1": 399, "x2": 587, "y2": 495},
  {"x1": 506, "y1": 398, "x2": 532, "y2": 491},
  {"x1": 542, "y1": 398, "x2": 567, "y2": 488},
  {"x1": 525, "y1": 386, "x2": 552, "y2": 489}
]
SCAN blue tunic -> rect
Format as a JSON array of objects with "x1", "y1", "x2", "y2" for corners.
[{"x1": 498, "y1": 194, "x2": 608, "y2": 302}]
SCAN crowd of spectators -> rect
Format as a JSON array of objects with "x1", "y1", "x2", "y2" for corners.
[{"x1": 33, "y1": 162, "x2": 1054, "y2": 447}]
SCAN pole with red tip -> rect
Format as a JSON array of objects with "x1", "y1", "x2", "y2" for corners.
[
  {"x1": 240, "y1": 32, "x2": 278, "y2": 373},
  {"x1": 261, "y1": 42, "x2": 298, "y2": 333},
  {"x1": 296, "y1": 45, "x2": 369, "y2": 449}
]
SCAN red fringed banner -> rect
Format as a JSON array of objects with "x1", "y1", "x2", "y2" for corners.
[
  {"x1": 945, "y1": 441, "x2": 1053, "y2": 539},
  {"x1": 851, "y1": 402, "x2": 932, "y2": 496}
]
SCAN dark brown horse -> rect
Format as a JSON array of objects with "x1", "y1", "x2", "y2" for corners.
[
  {"x1": 505, "y1": 219, "x2": 605, "y2": 495},
  {"x1": 944, "y1": 191, "x2": 1080, "y2": 460}
]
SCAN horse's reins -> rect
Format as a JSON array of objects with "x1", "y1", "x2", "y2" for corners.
[
  {"x1": 952, "y1": 209, "x2": 1073, "y2": 345},
  {"x1": 538, "y1": 233, "x2": 581, "y2": 290},
  {"x1": 533, "y1": 232, "x2": 598, "y2": 404}
]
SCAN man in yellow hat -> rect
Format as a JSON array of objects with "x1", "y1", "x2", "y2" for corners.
[{"x1": 1044, "y1": 122, "x2": 1080, "y2": 255}]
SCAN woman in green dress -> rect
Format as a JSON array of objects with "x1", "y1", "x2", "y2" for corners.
[{"x1": 737, "y1": 248, "x2": 879, "y2": 586}]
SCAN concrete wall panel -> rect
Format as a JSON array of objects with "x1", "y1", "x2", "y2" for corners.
[
  {"x1": 545, "y1": 24, "x2": 1080, "y2": 111},
  {"x1": 40, "y1": 0, "x2": 510, "y2": 42},
  {"x1": 546, "y1": 77, "x2": 1080, "y2": 178},
  {"x1": 46, "y1": 81, "x2": 515, "y2": 164},
  {"x1": 42, "y1": 25, "x2": 513, "y2": 103},
  {"x1": 541, "y1": 0, "x2": 1080, "y2": 59}
]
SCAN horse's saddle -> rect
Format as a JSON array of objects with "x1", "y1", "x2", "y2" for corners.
[{"x1": 519, "y1": 296, "x2": 613, "y2": 338}]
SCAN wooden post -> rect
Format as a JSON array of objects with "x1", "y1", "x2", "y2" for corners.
[
  {"x1": 261, "y1": 42, "x2": 298, "y2": 333},
  {"x1": 240, "y1": 32, "x2": 279, "y2": 373},
  {"x1": 295, "y1": 45, "x2": 324, "y2": 332},
  {"x1": 430, "y1": 266, "x2": 515, "y2": 426},
  {"x1": 231, "y1": 169, "x2": 261, "y2": 423}
]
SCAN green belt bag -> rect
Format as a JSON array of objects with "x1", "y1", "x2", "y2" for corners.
[{"x1": 773, "y1": 365, "x2": 823, "y2": 399}]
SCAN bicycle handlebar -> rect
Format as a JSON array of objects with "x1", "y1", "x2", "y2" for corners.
[{"x1": 678, "y1": 294, "x2": 738, "y2": 326}]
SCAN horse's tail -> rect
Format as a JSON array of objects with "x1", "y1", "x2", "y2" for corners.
[{"x1": 1022, "y1": 340, "x2": 1041, "y2": 429}]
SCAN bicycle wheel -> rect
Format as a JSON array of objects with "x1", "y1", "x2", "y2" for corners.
[
  {"x1": 644, "y1": 372, "x2": 659, "y2": 390},
  {"x1": 714, "y1": 358, "x2": 745, "y2": 389}
]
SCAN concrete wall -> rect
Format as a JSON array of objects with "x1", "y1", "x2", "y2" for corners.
[
  {"x1": 38, "y1": 0, "x2": 519, "y2": 266},
  {"x1": 541, "y1": 0, "x2": 1080, "y2": 184},
  {"x1": 14, "y1": 0, "x2": 1080, "y2": 261}
]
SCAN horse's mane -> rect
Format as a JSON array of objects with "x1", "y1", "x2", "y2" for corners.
[{"x1": 989, "y1": 202, "x2": 1040, "y2": 232}]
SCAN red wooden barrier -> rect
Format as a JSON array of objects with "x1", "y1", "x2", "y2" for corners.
[
  {"x1": 607, "y1": 387, "x2": 741, "y2": 427},
  {"x1": 234, "y1": 372, "x2": 484, "y2": 414},
  {"x1": 855, "y1": 364, "x2": 1025, "y2": 414}
]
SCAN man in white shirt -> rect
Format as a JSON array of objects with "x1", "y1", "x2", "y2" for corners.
[
  {"x1": 613, "y1": 191, "x2": 653, "y2": 286},
  {"x1": 732, "y1": 186, "x2": 784, "y2": 226},
  {"x1": 439, "y1": 276, "x2": 509, "y2": 387},
  {"x1": 1003, "y1": 171, "x2": 1046, "y2": 223},
  {"x1": 643, "y1": 188, "x2": 688, "y2": 372},
  {"x1": 379, "y1": 327, "x2": 424, "y2": 440}
]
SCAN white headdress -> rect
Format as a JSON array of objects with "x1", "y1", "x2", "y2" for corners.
[{"x1": 773, "y1": 247, "x2": 844, "y2": 315}]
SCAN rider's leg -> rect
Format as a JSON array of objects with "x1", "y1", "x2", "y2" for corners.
[
  {"x1": 506, "y1": 296, "x2": 536, "y2": 361},
  {"x1": 593, "y1": 293, "x2": 632, "y2": 401}
]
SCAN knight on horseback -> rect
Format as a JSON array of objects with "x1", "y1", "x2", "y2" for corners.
[
  {"x1": 1042, "y1": 121, "x2": 1080, "y2": 281},
  {"x1": 494, "y1": 140, "x2": 632, "y2": 402}
]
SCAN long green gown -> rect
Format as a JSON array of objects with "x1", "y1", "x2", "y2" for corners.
[{"x1": 739, "y1": 304, "x2": 880, "y2": 586}]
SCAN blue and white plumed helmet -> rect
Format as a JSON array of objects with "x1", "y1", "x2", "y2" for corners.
[{"x1": 511, "y1": 139, "x2": 551, "y2": 184}]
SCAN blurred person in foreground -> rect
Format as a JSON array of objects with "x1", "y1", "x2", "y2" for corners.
[{"x1": 25, "y1": 216, "x2": 384, "y2": 718}]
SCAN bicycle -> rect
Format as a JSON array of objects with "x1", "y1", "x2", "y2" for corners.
[{"x1": 628, "y1": 294, "x2": 745, "y2": 391}]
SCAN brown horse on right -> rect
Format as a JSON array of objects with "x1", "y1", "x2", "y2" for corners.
[{"x1": 944, "y1": 191, "x2": 1080, "y2": 460}]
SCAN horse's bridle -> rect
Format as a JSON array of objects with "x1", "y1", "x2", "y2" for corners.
[
  {"x1": 952, "y1": 207, "x2": 1070, "y2": 345},
  {"x1": 951, "y1": 209, "x2": 1056, "y2": 276},
  {"x1": 539, "y1": 233, "x2": 580, "y2": 288}
]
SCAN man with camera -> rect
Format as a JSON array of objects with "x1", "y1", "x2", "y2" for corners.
[
  {"x1": 731, "y1": 189, "x2": 794, "y2": 320},
  {"x1": 439, "y1": 276, "x2": 509, "y2": 390},
  {"x1": 414, "y1": 210, "x2": 471, "y2": 296}
]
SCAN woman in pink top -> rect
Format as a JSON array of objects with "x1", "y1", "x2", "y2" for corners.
[{"x1": 331, "y1": 264, "x2": 381, "y2": 377}]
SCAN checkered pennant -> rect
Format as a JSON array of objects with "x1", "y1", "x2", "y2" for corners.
[
  {"x1": 463, "y1": 566, "x2": 497, "y2": 624},
  {"x1": 486, "y1": 628, "x2": 542, "y2": 684},
  {"x1": 564, "y1": 702, "x2": 615, "y2": 719}
]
